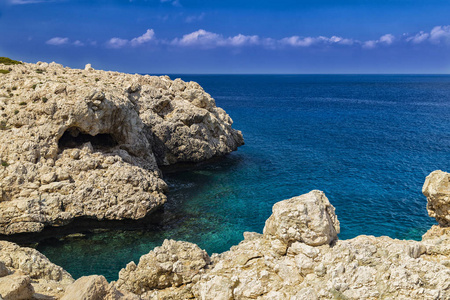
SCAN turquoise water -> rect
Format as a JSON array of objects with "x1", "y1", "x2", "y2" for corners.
[{"x1": 36, "y1": 75, "x2": 450, "y2": 281}]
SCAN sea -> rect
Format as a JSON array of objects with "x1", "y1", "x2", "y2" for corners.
[{"x1": 36, "y1": 75, "x2": 450, "y2": 281}]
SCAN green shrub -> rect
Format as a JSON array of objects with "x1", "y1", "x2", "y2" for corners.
[
  {"x1": 12, "y1": 86, "x2": 17, "y2": 90},
  {"x1": 0, "y1": 121, "x2": 8, "y2": 130},
  {"x1": 14, "y1": 110, "x2": 19, "y2": 115},
  {"x1": 19, "y1": 101, "x2": 27, "y2": 106},
  {"x1": 0, "y1": 57, "x2": 22, "y2": 65},
  {"x1": 95, "y1": 78, "x2": 100, "y2": 82},
  {"x1": 42, "y1": 97, "x2": 48, "y2": 103},
  {"x1": 0, "y1": 70, "x2": 10, "y2": 74},
  {"x1": 1, "y1": 160, "x2": 8, "y2": 167},
  {"x1": 32, "y1": 84, "x2": 37, "y2": 89},
  {"x1": 35, "y1": 70, "x2": 44, "y2": 74}
]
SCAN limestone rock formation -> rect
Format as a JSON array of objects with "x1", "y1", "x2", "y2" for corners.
[
  {"x1": 110, "y1": 172, "x2": 449, "y2": 299},
  {"x1": 61, "y1": 275, "x2": 108, "y2": 300},
  {"x1": 423, "y1": 170, "x2": 450, "y2": 226},
  {"x1": 116, "y1": 239, "x2": 210, "y2": 295},
  {"x1": 263, "y1": 190, "x2": 340, "y2": 246},
  {"x1": 0, "y1": 275, "x2": 34, "y2": 300},
  {"x1": 0, "y1": 240, "x2": 73, "y2": 299},
  {"x1": 0, "y1": 60, "x2": 243, "y2": 235},
  {"x1": 1, "y1": 171, "x2": 450, "y2": 299}
]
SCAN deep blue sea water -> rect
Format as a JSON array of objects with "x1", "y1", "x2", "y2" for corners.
[{"x1": 36, "y1": 75, "x2": 450, "y2": 281}]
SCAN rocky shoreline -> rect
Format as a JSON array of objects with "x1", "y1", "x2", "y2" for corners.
[
  {"x1": 0, "y1": 170, "x2": 449, "y2": 299},
  {"x1": 1, "y1": 59, "x2": 450, "y2": 299}
]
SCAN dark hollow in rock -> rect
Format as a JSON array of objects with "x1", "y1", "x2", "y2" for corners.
[{"x1": 58, "y1": 127, "x2": 118, "y2": 151}]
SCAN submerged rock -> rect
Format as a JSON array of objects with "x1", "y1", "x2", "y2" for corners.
[{"x1": 0, "y1": 61, "x2": 243, "y2": 235}]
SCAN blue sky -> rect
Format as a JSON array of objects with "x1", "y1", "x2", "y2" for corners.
[{"x1": 1, "y1": 0, "x2": 450, "y2": 73}]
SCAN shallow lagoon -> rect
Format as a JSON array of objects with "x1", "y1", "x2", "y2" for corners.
[{"x1": 37, "y1": 75, "x2": 450, "y2": 280}]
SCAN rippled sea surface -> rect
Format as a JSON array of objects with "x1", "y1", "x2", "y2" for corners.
[{"x1": 37, "y1": 75, "x2": 450, "y2": 281}]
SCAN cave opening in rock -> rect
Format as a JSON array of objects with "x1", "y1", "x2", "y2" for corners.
[{"x1": 58, "y1": 127, "x2": 118, "y2": 151}]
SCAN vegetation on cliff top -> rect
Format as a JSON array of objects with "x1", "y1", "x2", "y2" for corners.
[{"x1": 0, "y1": 57, "x2": 22, "y2": 65}]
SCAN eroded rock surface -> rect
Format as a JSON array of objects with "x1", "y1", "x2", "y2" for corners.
[
  {"x1": 109, "y1": 171, "x2": 450, "y2": 299},
  {"x1": 61, "y1": 275, "x2": 108, "y2": 300},
  {"x1": 423, "y1": 170, "x2": 450, "y2": 226},
  {"x1": 1, "y1": 171, "x2": 450, "y2": 299},
  {"x1": 116, "y1": 239, "x2": 210, "y2": 295},
  {"x1": 0, "y1": 61, "x2": 243, "y2": 235},
  {"x1": 0, "y1": 275, "x2": 34, "y2": 300},
  {"x1": 0, "y1": 240, "x2": 73, "y2": 299},
  {"x1": 263, "y1": 190, "x2": 340, "y2": 246}
]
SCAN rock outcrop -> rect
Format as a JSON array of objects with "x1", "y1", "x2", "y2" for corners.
[
  {"x1": 263, "y1": 190, "x2": 340, "y2": 246},
  {"x1": 1, "y1": 170, "x2": 450, "y2": 299},
  {"x1": 61, "y1": 275, "x2": 108, "y2": 300},
  {"x1": 0, "y1": 275, "x2": 34, "y2": 300},
  {"x1": 116, "y1": 239, "x2": 210, "y2": 295},
  {"x1": 423, "y1": 170, "x2": 450, "y2": 226},
  {"x1": 110, "y1": 170, "x2": 450, "y2": 299},
  {"x1": 0, "y1": 60, "x2": 243, "y2": 235},
  {"x1": 0, "y1": 240, "x2": 74, "y2": 299}
]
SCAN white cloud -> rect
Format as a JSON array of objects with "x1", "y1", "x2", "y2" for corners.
[
  {"x1": 329, "y1": 36, "x2": 354, "y2": 45},
  {"x1": 406, "y1": 31, "x2": 429, "y2": 44},
  {"x1": 46, "y1": 37, "x2": 86, "y2": 47},
  {"x1": 130, "y1": 29, "x2": 155, "y2": 46},
  {"x1": 43, "y1": 25, "x2": 450, "y2": 51},
  {"x1": 185, "y1": 13, "x2": 205, "y2": 23},
  {"x1": 168, "y1": 25, "x2": 450, "y2": 50},
  {"x1": 379, "y1": 34, "x2": 395, "y2": 45},
  {"x1": 227, "y1": 34, "x2": 259, "y2": 46},
  {"x1": 173, "y1": 29, "x2": 222, "y2": 47},
  {"x1": 172, "y1": 30, "x2": 356, "y2": 49},
  {"x1": 281, "y1": 36, "x2": 316, "y2": 47},
  {"x1": 362, "y1": 33, "x2": 394, "y2": 49},
  {"x1": 171, "y1": 29, "x2": 261, "y2": 48},
  {"x1": 404, "y1": 26, "x2": 450, "y2": 45},
  {"x1": 73, "y1": 40, "x2": 84, "y2": 47},
  {"x1": 107, "y1": 29, "x2": 155, "y2": 48},
  {"x1": 362, "y1": 40, "x2": 377, "y2": 49},
  {"x1": 107, "y1": 38, "x2": 128, "y2": 49},
  {"x1": 46, "y1": 37, "x2": 69, "y2": 46},
  {"x1": 280, "y1": 35, "x2": 354, "y2": 47},
  {"x1": 160, "y1": 0, "x2": 181, "y2": 7},
  {"x1": 9, "y1": 0, "x2": 56, "y2": 4},
  {"x1": 429, "y1": 25, "x2": 450, "y2": 44}
]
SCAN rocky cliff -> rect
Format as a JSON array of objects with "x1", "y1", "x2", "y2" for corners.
[
  {"x1": 0, "y1": 60, "x2": 244, "y2": 235},
  {"x1": 0, "y1": 170, "x2": 449, "y2": 299}
]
